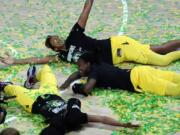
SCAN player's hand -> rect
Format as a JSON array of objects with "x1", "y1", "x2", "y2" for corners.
[
  {"x1": 0, "y1": 52, "x2": 14, "y2": 66},
  {"x1": 123, "y1": 122, "x2": 140, "y2": 128},
  {"x1": 72, "y1": 83, "x2": 88, "y2": 96}
]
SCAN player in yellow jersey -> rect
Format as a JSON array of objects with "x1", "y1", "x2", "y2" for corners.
[{"x1": 0, "y1": 0, "x2": 180, "y2": 66}]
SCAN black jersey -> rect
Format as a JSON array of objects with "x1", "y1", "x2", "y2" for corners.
[{"x1": 58, "y1": 23, "x2": 113, "y2": 64}]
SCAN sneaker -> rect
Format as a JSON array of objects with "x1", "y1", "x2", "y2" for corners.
[
  {"x1": 24, "y1": 65, "x2": 36, "y2": 89},
  {"x1": 0, "y1": 82, "x2": 13, "y2": 91}
]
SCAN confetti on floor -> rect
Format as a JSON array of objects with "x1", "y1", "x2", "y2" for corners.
[{"x1": 0, "y1": 0, "x2": 179, "y2": 134}]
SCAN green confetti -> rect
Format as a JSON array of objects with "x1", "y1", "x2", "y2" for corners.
[{"x1": 0, "y1": 0, "x2": 179, "y2": 134}]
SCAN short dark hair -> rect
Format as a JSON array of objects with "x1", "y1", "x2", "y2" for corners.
[
  {"x1": 45, "y1": 35, "x2": 64, "y2": 50},
  {"x1": 45, "y1": 35, "x2": 53, "y2": 49}
]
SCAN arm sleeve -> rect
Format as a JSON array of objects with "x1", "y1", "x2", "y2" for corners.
[
  {"x1": 77, "y1": 111, "x2": 88, "y2": 124},
  {"x1": 65, "y1": 108, "x2": 88, "y2": 131}
]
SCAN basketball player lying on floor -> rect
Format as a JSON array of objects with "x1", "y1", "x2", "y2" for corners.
[
  {"x1": 0, "y1": 0, "x2": 180, "y2": 67},
  {"x1": 0, "y1": 65, "x2": 139, "y2": 134},
  {"x1": 60, "y1": 52, "x2": 180, "y2": 96}
]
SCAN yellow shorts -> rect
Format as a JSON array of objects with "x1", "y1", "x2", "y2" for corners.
[
  {"x1": 130, "y1": 66, "x2": 175, "y2": 96},
  {"x1": 110, "y1": 36, "x2": 150, "y2": 64}
]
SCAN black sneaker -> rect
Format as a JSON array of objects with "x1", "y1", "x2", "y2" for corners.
[
  {"x1": 0, "y1": 82, "x2": 13, "y2": 91},
  {"x1": 24, "y1": 65, "x2": 36, "y2": 89}
]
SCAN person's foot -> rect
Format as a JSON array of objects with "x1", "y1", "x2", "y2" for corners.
[
  {"x1": 0, "y1": 82, "x2": 12, "y2": 91},
  {"x1": 24, "y1": 65, "x2": 37, "y2": 89}
]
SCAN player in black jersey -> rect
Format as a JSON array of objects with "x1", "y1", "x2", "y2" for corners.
[
  {"x1": 61, "y1": 52, "x2": 180, "y2": 96},
  {"x1": 1, "y1": 0, "x2": 180, "y2": 67},
  {"x1": 0, "y1": 65, "x2": 139, "y2": 134}
]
